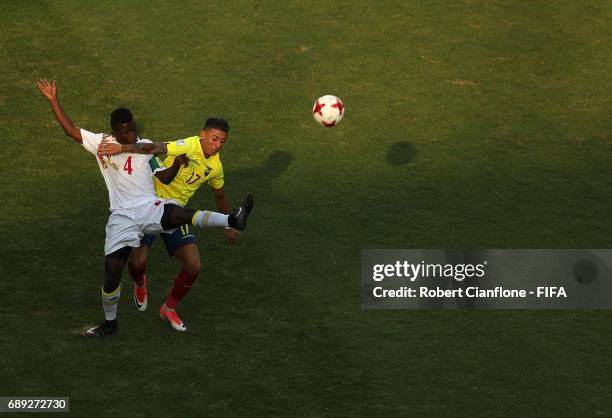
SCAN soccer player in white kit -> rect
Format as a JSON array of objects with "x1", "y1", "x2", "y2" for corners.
[{"x1": 37, "y1": 80, "x2": 254, "y2": 337}]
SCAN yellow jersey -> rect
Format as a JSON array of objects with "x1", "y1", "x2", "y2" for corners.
[{"x1": 152, "y1": 136, "x2": 224, "y2": 206}]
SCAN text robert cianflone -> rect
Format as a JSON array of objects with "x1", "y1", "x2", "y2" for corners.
[
  {"x1": 371, "y1": 286, "x2": 568, "y2": 299},
  {"x1": 373, "y1": 286, "x2": 526, "y2": 298},
  {"x1": 372, "y1": 260, "x2": 487, "y2": 282}
]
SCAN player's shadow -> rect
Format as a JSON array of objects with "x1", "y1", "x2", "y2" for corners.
[
  {"x1": 227, "y1": 150, "x2": 293, "y2": 196},
  {"x1": 386, "y1": 141, "x2": 416, "y2": 166}
]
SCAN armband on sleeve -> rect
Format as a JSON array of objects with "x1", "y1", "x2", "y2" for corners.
[{"x1": 149, "y1": 156, "x2": 166, "y2": 174}]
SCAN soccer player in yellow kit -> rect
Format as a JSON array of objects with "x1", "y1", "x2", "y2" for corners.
[{"x1": 99, "y1": 118, "x2": 237, "y2": 332}]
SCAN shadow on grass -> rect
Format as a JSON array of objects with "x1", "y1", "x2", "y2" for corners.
[
  {"x1": 227, "y1": 150, "x2": 293, "y2": 190},
  {"x1": 386, "y1": 141, "x2": 416, "y2": 166}
]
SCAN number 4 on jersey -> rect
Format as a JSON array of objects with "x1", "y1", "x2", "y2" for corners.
[{"x1": 124, "y1": 156, "x2": 133, "y2": 175}]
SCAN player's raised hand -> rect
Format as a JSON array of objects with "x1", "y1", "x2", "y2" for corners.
[{"x1": 37, "y1": 79, "x2": 57, "y2": 101}]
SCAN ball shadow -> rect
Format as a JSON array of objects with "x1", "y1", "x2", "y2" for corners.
[{"x1": 386, "y1": 141, "x2": 416, "y2": 166}]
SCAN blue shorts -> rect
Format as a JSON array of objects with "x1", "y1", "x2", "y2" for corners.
[{"x1": 141, "y1": 224, "x2": 196, "y2": 256}]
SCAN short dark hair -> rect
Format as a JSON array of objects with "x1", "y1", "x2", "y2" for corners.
[
  {"x1": 110, "y1": 108, "x2": 134, "y2": 128},
  {"x1": 204, "y1": 117, "x2": 229, "y2": 133}
]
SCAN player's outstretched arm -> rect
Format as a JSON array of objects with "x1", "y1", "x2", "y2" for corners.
[
  {"x1": 98, "y1": 141, "x2": 168, "y2": 156},
  {"x1": 36, "y1": 79, "x2": 82, "y2": 143}
]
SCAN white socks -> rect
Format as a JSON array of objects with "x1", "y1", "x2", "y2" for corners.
[
  {"x1": 191, "y1": 210, "x2": 229, "y2": 228},
  {"x1": 102, "y1": 285, "x2": 121, "y2": 321}
]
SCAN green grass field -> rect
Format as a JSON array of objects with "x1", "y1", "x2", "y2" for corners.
[{"x1": 2, "y1": 0, "x2": 612, "y2": 415}]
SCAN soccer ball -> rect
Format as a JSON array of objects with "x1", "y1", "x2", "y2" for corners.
[{"x1": 312, "y1": 95, "x2": 345, "y2": 127}]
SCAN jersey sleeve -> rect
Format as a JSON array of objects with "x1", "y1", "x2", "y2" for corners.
[
  {"x1": 149, "y1": 156, "x2": 167, "y2": 174},
  {"x1": 208, "y1": 161, "x2": 225, "y2": 190},
  {"x1": 80, "y1": 129, "x2": 104, "y2": 155},
  {"x1": 165, "y1": 138, "x2": 193, "y2": 156}
]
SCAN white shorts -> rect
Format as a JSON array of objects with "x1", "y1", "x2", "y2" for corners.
[{"x1": 104, "y1": 199, "x2": 178, "y2": 255}]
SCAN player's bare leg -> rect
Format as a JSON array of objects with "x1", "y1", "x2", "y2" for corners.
[
  {"x1": 159, "y1": 244, "x2": 201, "y2": 332},
  {"x1": 128, "y1": 245, "x2": 150, "y2": 311}
]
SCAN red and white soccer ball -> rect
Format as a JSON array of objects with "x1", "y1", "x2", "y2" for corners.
[{"x1": 312, "y1": 95, "x2": 345, "y2": 127}]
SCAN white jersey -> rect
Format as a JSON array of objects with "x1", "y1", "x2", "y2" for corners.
[{"x1": 81, "y1": 129, "x2": 161, "y2": 211}]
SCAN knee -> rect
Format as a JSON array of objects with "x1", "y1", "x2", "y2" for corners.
[
  {"x1": 105, "y1": 251, "x2": 128, "y2": 278},
  {"x1": 182, "y1": 259, "x2": 201, "y2": 276}
]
